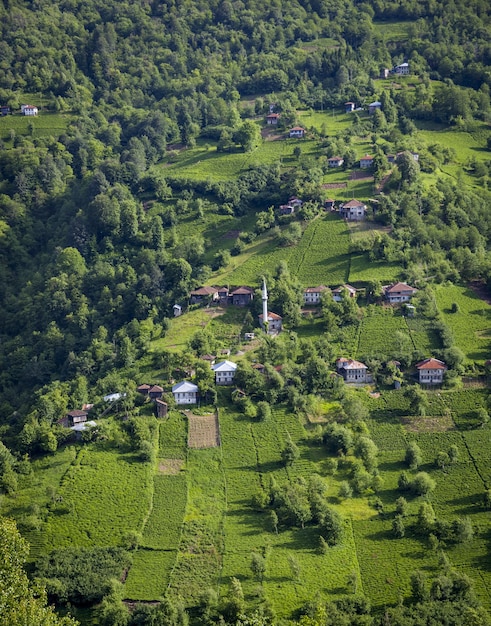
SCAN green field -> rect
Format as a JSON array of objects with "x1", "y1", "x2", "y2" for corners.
[
  {"x1": 220, "y1": 213, "x2": 350, "y2": 287},
  {"x1": 0, "y1": 112, "x2": 73, "y2": 141},
  {"x1": 434, "y1": 284, "x2": 491, "y2": 363}
]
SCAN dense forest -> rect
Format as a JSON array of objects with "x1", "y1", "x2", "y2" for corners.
[{"x1": 1, "y1": 0, "x2": 491, "y2": 624}]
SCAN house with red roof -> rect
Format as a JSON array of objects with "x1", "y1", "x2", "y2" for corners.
[
  {"x1": 304, "y1": 286, "x2": 329, "y2": 305},
  {"x1": 266, "y1": 113, "x2": 281, "y2": 125},
  {"x1": 328, "y1": 156, "x2": 344, "y2": 168},
  {"x1": 415, "y1": 358, "x2": 447, "y2": 385},
  {"x1": 289, "y1": 126, "x2": 305, "y2": 138},
  {"x1": 231, "y1": 286, "x2": 254, "y2": 306},
  {"x1": 360, "y1": 155, "x2": 374, "y2": 169},
  {"x1": 189, "y1": 286, "x2": 219, "y2": 304},
  {"x1": 384, "y1": 282, "x2": 418, "y2": 304},
  {"x1": 259, "y1": 311, "x2": 282, "y2": 334}
]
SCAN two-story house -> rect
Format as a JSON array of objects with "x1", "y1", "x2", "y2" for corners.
[
  {"x1": 384, "y1": 282, "x2": 418, "y2": 303},
  {"x1": 336, "y1": 358, "x2": 371, "y2": 383},
  {"x1": 172, "y1": 381, "x2": 199, "y2": 404},
  {"x1": 212, "y1": 360, "x2": 237, "y2": 385},
  {"x1": 415, "y1": 358, "x2": 447, "y2": 385},
  {"x1": 303, "y1": 286, "x2": 329, "y2": 305}
]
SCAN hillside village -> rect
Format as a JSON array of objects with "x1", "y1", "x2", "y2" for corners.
[{"x1": 1, "y1": 1, "x2": 491, "y2": 625}]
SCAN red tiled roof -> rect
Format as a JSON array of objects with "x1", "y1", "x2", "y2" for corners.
[
  {"x1": 259, "y1": 311, "x2": 282, "y2": 320},
  {"x1": 304, "y1": 286, "x2": 328, "y2": 293},
  {"x1": 385, "y1": 282, "x2": 417, "y2": 293},
  {"x1": 415, "y1": 358, "x2": 447, "y2": 370}
]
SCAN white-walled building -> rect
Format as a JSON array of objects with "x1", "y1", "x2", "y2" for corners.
[{"x1": 212, "y1": 360, "x2": 237, "y2": 385}]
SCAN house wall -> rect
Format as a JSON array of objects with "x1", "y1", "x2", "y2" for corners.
[
  {"x1": 418, "y1": 369, "x2": 444, "y2": 384},
  {"x1": 174, "y1": 392, "x2": 197, "y2": 404},
  {"x1": 215, "y1": 371, "x2": 235, "y2": 385}
]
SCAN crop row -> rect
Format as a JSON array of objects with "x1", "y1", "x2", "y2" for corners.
[
  {"x1": 294, "y1": 214, "x2": 350, "y2": 286},
  {"x1": 45, "y1": 448, "x2": 153, "y2": 550},
  {"x1": 169, "y1": 448, "x2": 226, "y2": 603},
  {"x1": 141, "y1": 474, "x2": 187, "y2": 550},
  {"x1": 159, "y1": 411, "x2": 188, "y2": 458}
]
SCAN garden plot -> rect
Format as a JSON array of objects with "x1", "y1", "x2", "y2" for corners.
[{"x1": 187, "y1": 412, "x2": 220, "y2": 448}]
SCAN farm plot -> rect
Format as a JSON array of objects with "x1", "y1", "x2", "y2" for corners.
[
  {"x1": 356, "y1": 307, "x2": 410, "y2": 358},
  {"x1": 404, "y1": 317, "x2": 442, "y2": 354},
  {"x1": 440, "y1": 389, "x2": 489, "y2": 430},
  {"x1": 435, "y1": 284, "x2": 491, "y2": 363},
  {"x1": 1, "y1": 446, "x2": 78, "y2": 561},
  {"x1": 141, "y1": 474, "x2": 187, "y2": 550},
  {"x1": 293, "y1": 214, "x2": 351, "y2": 286},
  {"x1": 0, "y1": 112, "x2": 72, "y2": 142},
  {"x1": 348, "y1": 253, "x2": 403, "y2": 284},
  {"x1": 124, "y1": 549, "x2": 177, "y2": 601},
  {"x1": 169, "y1": 448, "x2": 226, "y2": 603},
  {"x1": 159, "y1": 411, "x2": 188, "y2": 458},
  {"x1": 353, "y1": 515, "x2": 439, "y2": 609},
  {"x1": 187, "y1": 412, "x2": 220, "y2": 448},
  {"x1": 44, "y1": 447, "x2": 153, "y2": 550},
  {"x1": 463, "y1": 428, "x2": 491, "y2": 485}
]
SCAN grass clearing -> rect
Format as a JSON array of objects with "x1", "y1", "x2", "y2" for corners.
[
  {"x1": 0, "y1": 112, "x2": 73, "y2": 142},
  {"x1": 434, "y1": 283, "x2": 491, "y2": 363}
]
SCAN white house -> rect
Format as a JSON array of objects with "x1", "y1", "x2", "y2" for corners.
[
  {"x1": 266, "y1": 113, "x2": 280, "y2": 125},
  {"x1": 328, "y1": 156, "x2": 344, "y2": 168},
  {"x1": 384, "y1": 282, "x2": 418, "y2": 303},
  {"x1": 359, "y1": 155, "x2": 374, "y2": 169},
  {"x1": 394, "y1": 62, "x2": 410, "y2": 75},
  {"x1": 415, "y1": 358, "x2": 447, "y2": 385},
  {"x1": 172, "y1": 381, "x2": 199, "y2": 404},
  {"x1": 212, "y1": 360, "x2": 237, "y2": 385},
  {"x1": 339, "y1": 200, "x2": 366, "y2": 221},
  {"x1": 304, "y1": 286, "x2": 328, "y2": 305},
  {"x1": 21, "y1": 104, "x2": 38, "y2": 116},
  {"x1": 332, "y1": 284, "x2": 357, "y2": 302},
  {"x1": 289, "y1": 127, "x2": 305, "y2": 138},
  {"x1": 336, "y1": 358, "x2": 371, "y2": 383}
]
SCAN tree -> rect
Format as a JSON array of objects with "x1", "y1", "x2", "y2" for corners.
[
  {"x1": 250, "y1": 552, "x2": 266, "y2": 581},
  {"x1": 0, "y1": 517, "x2": 78, "y2": 625},
  {"x1": 281, "y1": 435, "x2": 299, "y2": 466},
  {"x1": 395, "y1": 496, "x2": 408, "y2": 517},
  {"x1": 405, "y1": 386, "x2": 429, "y2": 417},
  {"x1": 233, "y1": 120, "x2": 261, "y2": 152},
  {"x1": 392, "y1": 515, "x2": 405, "y2": 538},
  {"x1": 405, "y1": 441, "x2": 423, "y2": 470},
  {"x1": 411, "y1": 472, "x2": 436, "y2": 496},
  {"x1": 288, "y1": 555, "x2": 301, "y2": 581},
  {"x1": 436, "y1": 451, "x2": 450, "y2": 472}
]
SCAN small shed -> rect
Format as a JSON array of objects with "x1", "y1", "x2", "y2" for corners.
[
  {"x1": 155, "y1": 399, "x2": 168, "y2": 418},
  {"x1": 173, "y1": 304, "x2": 182, "y2": 317},
  {"x1": 66, "y1": 409, "x2": 88, "y2": 426}
]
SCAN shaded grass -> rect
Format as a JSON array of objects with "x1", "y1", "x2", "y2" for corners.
[
  {"x1": 434, "y1": 284, "x2": 491, "y2": 363},
  {"x1": 45, "y1": 447, "x2": 153, "y2": 549}
]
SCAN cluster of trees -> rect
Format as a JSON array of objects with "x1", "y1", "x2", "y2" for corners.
[{"x1": 253, "y1": 473, "x2": 344, "y2": 546}]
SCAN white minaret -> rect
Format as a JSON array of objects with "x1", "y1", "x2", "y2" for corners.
[{"x1": 262, "y1": 277, "x2": 268, "y2": 332}]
